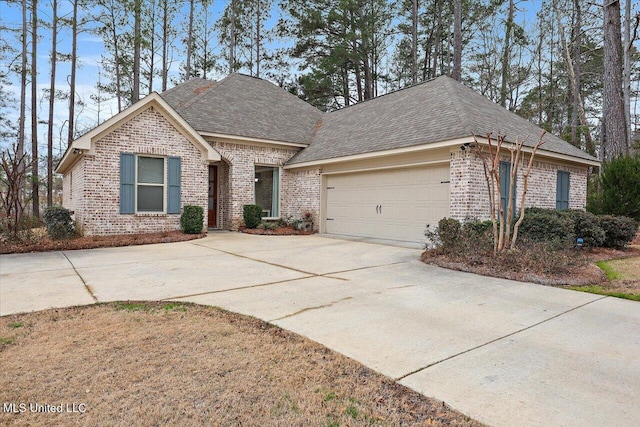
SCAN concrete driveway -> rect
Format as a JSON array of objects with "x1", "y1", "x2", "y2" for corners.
[{"x1": 1, "y1": 232, "x2": 639, "y2": 427}]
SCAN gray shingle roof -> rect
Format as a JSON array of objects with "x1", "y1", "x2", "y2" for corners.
[
  {"x1": 287, "y1": 75, "x2": 598, "y2": 164},
  {"x1": 161, "y1": 73, "x2": 323, "y2": 145},
  {"x1": 160, "y1": 74, "x2": 597, "y2": 165},
  {"x1": 161, "y1": 78, "x2": 216, "y2": 109}
]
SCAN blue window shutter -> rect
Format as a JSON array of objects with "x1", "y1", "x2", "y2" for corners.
[
  {"x1": 120, "y1": 153, "x2": 135, "y2": 214},
  {"x1": 556, "y1": 171, "x2": 570, "y2": 210},
  {"x1": 499, "y1": 161, "x2": 516, "y2": 222},
  {"x1": 167, "y1": 156, "x2": 181, "y2": 214}
]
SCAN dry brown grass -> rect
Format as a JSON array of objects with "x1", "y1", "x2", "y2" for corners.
[
  {"x1": 0, "y1": 303, "x2": 481, "y2": 427},
  {"x1": 596, "y1": 257, "x2": 640, "y2": 295}
]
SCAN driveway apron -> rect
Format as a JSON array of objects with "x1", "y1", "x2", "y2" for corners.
[{"x1": 1, "y1": 232, "x2": 638, "y2": 427}]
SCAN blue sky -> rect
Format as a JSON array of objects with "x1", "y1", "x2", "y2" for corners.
[{"x1": 1, "y1": 1, "x2": 243, "y2": 154}]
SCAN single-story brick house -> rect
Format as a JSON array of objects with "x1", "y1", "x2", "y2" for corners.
[{"x1": 56, "y1": 73, "x2": 599, "y2": 243}]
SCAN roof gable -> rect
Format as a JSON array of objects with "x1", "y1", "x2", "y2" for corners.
[
  {"x1": 162, "y1": 73, "x2": 323, "y2": 145},
  {"x1": 56, "y1": 93, "x2": 221, "y2": 174}
]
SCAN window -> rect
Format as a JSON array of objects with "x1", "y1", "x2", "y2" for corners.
[
  {"x1": 137, "y1": 156, "x2": 165, "y2": 212},
  {"x1": 499, "y1": 161, "x2": 517, "y2": 221},
  {"x1": 254, "y1": 166, "x2": 279, "y2": 217},
  {"x1": 556, "y1": 171, "x2": 570, "y2": 210},
  {"x1": 120, "y1": 153, "x2": 181, "y2": 215}
]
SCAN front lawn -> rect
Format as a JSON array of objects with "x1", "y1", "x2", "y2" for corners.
[
  {"x1": 569, "y1": 258, "x2": 640, "y2": 301},
  {"x1": 0, "y1": 302, "x2": 481, "y2": 426}
]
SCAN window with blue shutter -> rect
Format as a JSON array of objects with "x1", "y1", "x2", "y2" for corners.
[
  {"x1": 120, "y1": 153, "x2": 135, "y2": 214},
  {"x1": 499, "y1": 161, "x2": 517, "y2": 222},
  {"x1": 556, "y1": 171, "x2": 570, "y2": 210},
  {"x1": 167, "y1": 157, "x2": 181, "y2": 214}
]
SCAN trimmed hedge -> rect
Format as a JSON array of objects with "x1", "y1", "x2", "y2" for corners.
[
  {"x1": 42, "y1": 206, "x2": 75, "y2": 240},
  {"x1": 519, "y1": 210, "x2": 575, "y2": 245},
  {"x1": 180, "y1": 205, "x2": 204, "y2": 234},
  {"x1": 243, "y1": 204, "x2": 263, "y2": 229},
  {"x1": 511, "y1": 208, "x2": 636, "y2": 248},
  {"x1": 559, "y1": 210, "x2": 606, "y2": 247},
  {"x1": 599, "y1": 215, "x2": 638, "y2": 248}
]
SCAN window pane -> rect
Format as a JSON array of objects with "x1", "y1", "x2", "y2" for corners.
[
  {"x1": 138, "y1": 157, "x2": 164, "y2": 184},
  {"x1": 138, "y1": 185, "x2": 163, "y2": 211},
  {"x1": 255, "y1": 166, "x2": 279, "y2": 217}
]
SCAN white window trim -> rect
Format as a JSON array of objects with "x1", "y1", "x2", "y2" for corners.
[
  {"x1": 254, "y1": 165, "x2": 281, "y2": 219},
  {"x1": 135, "y1": 154, "x2": 167, "y2": 214}
]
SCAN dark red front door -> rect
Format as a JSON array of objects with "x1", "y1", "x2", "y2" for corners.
[{"x1": 208, "y1": 165, "x2": 217, "y2": 228}]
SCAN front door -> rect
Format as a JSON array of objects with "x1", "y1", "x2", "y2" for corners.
[{"x1": 208, "y1": 165, "x2": 218, "y2": 228}]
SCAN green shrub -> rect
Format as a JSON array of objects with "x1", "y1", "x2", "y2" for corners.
[
  {"x1": 518, "y1": 209, "x2": 574, "y2": 245},
  {"x1": 243, "y1": 204, "x2": 263, "y2": 229},
  {"x1": 425, "y1": 218, "x2": 493, "y2": 262},
  {"x1": 258, "y1": 221, "x2": 277, "y2": 230},
  {"x1": 586, "y1": 174, "x2": 603, "y2": 215},
  {"x1": 42, "y1": 206, "x2": 75, "y2": 240},
  {"x1": 438, "y1": 218, "x2": 461, "y2": 249},
  {"x1": 559, "y1": 210, "x2": 606, "y2": 248},
  {"x1": 599, "y1": 154, "x2": 640, "y2": 221},
  {"x1": 599, "y1": 215, "x2": 638, "y2": 248},
  {"x1": 463, "y1": 219, "x2": 493, "y2": 236},
  {"x1": 180, "y1": 205, "x2": 204, "y2": 234}
]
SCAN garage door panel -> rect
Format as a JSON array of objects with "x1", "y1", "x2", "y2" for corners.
[{"x1": 325, "y1": 165, "x2": 450, "y2": 243}]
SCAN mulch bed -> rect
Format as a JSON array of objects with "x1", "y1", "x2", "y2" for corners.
[
  {"x1": 422, "y1": 231, "x2": 640, "y2": 288},
  {"x1": 0, "y1": 231, "x2": 205, "y2": 254},
  {"x1": 421, "y1": 252, "x2": 607, "y2": 286},
  {"x1": 240, "y1": 226, "x2": 316, "y2": 236}
]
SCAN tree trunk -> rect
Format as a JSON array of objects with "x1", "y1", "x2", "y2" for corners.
[
  {"x1": 108, "y1": 5, "x2": 123, "y2": 112},
  {"x1": 432, "y1": 0, "x2": 442, "y2": 78},
  {"x1": 31, "y1": 0, "x2": 39, "y2": 218},
  {"x1": 17, "y1": 0, "x2": 28, "y2": 218},
  {"x1": 161, "y1": 0, "x2": 169, "y2": 91},
  {"x1": 147, "y1": 0, "x2": 156, "y2": 94},
  {"x1": 622, "y1": 0, "x2": 632, "y2": 149},
  {"x1": 452, "y1": 0, "x2": 462, "y2": 81},
  {"x1": 349, "y1": 10, "x2": 363, "y2": 102},
  {"x1": 358, "y1": 5, "x2": 373, "y2": 100},
  {"x1": 570, "y1": 0, "x2": 579, "y2": 147},
  {"x1": 186, "y1": 0, "x2": 194, "y2": 78},
  {"x1": 499, "y1": 0, "x2": 514, "y2": 108},
  {"x1": 411, "y1": 0, "x2": 417, "y2": 84},
  {"x1": 602, "y1": 0, "x2": 628, "y2": 160},
  {"x1": 256, "y1": 0, "x2": 261, "y2": 78},
  {"x1": 554, "y1": 0, "x2": 595, "y2": 155},
  {"x1": 67, "y1": 0, "x2": 78, "y2": 147},
  {"x1": 47, "y1": 0, "x2": 57, "y2": 207},
  {"x1": 132, "y1": 0, "x2": 141, "y2": 103},
  {"x1": 229, "y1": 0, "x2": 236, "y2": 73}
]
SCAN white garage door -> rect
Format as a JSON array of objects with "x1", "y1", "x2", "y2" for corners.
[{"x1": 325, "y1": 165, "x2": 450, "y2": 243}]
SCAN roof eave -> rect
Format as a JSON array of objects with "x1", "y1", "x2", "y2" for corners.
[
  {"x1": 199, "y1": 131, "x2": 309, "y2": 148},
  {"x1": 55, "y1": 93, "x2": 221, "y2": 175},
  {"x1": 286, "y1": 136, "x2": 600, "y2": 170},
  {"x1": 472, "y1": 136, "x2": 600, "y2": 167}
]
